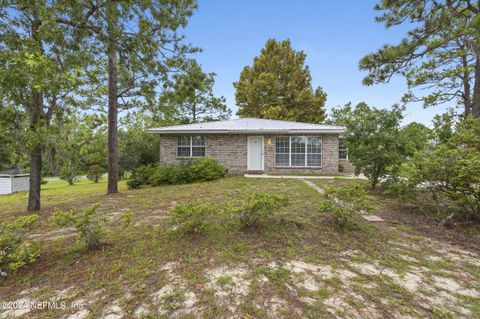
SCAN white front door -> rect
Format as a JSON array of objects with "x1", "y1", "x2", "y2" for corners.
[{"x1": 247, "y1": 136, "x2": 264, "y2": 171}]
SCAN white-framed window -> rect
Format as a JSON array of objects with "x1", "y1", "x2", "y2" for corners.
[
  {"x1": 177, "y1": 136, "x2": 205, "y2": 157},
  {"x1": 339, "y1": 138, "x2": 348, "y2": 160},
  {"x1": 275, "y1": 136, "x2": 322, "y2": 167}
]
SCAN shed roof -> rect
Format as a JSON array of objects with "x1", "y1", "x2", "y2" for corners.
[
  {"x1": 148, "y1": 118, "x2": 345, "y2": 134},
  {"x1": 0, "y1": 169, "x2": 30, "y2": 177}
]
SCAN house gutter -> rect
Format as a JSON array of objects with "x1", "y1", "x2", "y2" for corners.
[{"x1": 147, "y1": 129, "x2": 346, "y2": 134}]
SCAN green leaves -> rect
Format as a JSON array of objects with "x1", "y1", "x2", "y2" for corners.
[
  {"x1": 1, "y1": 215, "x2": 40, "y2": 276},
  {"x1": 360, "y1": 0, "x2": 479, "y2": 114},
  {"x1": 157, "y1": 60, "x2": 230, "y2": 123},
  {"x1": 234, "y1": 39, "x2": 327, "y2": 123},
  {"x1": 227, "y1": 192, "x2": 289, "y2": 228},
  {"x1": 50, "y1": 203, "x2": 105, "y2": 250},
  {"x1": 171, "y1": 202, "x2": 216, "y2": 235},
  {"x1": 330, "y1": 102, "x2": 411, "y2": 188},
  {"x1": 320, "y1": 183, "x2": 372, "y2": 230}
]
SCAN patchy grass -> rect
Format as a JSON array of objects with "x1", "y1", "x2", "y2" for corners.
[{"x1": 1, "y1": 176, "x2": 479, "y2": 318}]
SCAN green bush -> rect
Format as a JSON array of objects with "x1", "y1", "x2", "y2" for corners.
[
  {"x1": 320, "y1": 183, "x2": 372, "y2": 230},
  {"x1": 189, "y1": 158, "x2": 228, "y2": 182},
  {"x1": 405, "y1": 118, "x2": 480, "y2": 221},
  {"x1": 133, "y1": 158, "x2": 227, "y2": 187},
  {"x1": 227, "y1": 192, "x2": 289, "y2": 228},
  {"x1": 127, "y1": 179, "x2": 142, "y2": 189},
  {"x1": 170, "y1": 202, "x2": 216, "y2": 235},
  {"x1": 128, "y1": 164, "x2": 158, "y2": 188},
  {"x1": 1, "y1": 215, "x2": 40, "y2": 276},
  {"x1": 60, "y1": 162, "x2": 82, "y2": 185},
  {"x1": 50, "y1": 204, "x2": 105, "y2": 250},
  {"x1": 87, "y1": 165, "x2": 104, "y2": 183}
]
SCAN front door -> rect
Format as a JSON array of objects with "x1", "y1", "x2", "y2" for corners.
[{"x1": 247, "y1": 136, "x2": 264, "y2": 171}]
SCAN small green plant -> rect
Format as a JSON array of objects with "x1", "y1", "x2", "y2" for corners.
[
  {"x1": 60, "y1": 162, "x2": 82, "y2": 185},
  {"x1": 0, "y1": 215, "x2": 40, "y2": 276},
  {"x1": 227, "y1": 192, "x2": 289, "y2": 228},
  {"x1": 86, "y1": 165, "x2": 104, "y2": 183},
  {"x1": 127, "y1": 179, "x2": 142, "y2": 189},
  {"x1": 320, "y1": 183, "x2": 372, "y2": 230},
  {"x1": 120, "y1": 210, "x2": 134, "y2": 228},
  {"x1": 170, "y1": 202, "x2": 216, "y2": 235},
  {"x1": 50, "y1": 203, "x2": 105, "y2": 250}
]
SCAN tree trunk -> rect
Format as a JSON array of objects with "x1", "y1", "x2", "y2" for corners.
[
  {"x1": 27, "y1": 15, "x2": 43, "y2": 211},
  {"x1": 28, "y1": 128, "x2": 42, "y2": 211},
  {"x1": 461, "y1": 55, "x2": 472, "y2": 117},
  {"x1": 107, "y1": 1, "x2": 118, "y2": 194},
  {"x1": 472, "y1": 53, "x2": 480, "y2": 118}
]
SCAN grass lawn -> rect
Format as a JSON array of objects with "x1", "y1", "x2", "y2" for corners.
[{"x1": 1, "y1": 177, "x2": 480, "y2": 318}]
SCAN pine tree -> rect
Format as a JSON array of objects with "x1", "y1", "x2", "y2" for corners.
[{"x1": 234, "y1": 39, "x2": 327, "y2": 123}]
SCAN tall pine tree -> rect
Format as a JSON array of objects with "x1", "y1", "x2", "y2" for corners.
[
  {"x1": 360, "y1": 0, "x2": 480, "y2": 117},
  {"x1": 234, "y1": 39, "x2": 327, "y2": 123}
]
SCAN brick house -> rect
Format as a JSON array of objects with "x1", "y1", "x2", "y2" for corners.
[{"x1": 148, "y1": 118, "x2": 353, "y2": 174}]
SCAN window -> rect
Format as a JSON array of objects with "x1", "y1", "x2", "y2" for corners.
[
  {"x1": 339, "y1": 138, "x2": 348, "y2": 160},
  {"x1": 177, "y1": 136, "x2": 205, "y2": 157},
  {"x1": 275, "y1": 136, "x2": 322, "y2": 167}
]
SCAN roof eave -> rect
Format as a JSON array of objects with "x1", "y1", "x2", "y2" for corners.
[{"x1": 147, "y1": 129, "x2": 345, "y2": 134}]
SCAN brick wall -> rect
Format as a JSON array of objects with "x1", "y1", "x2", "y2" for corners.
[
  {"x1": 158, "y1": 134, "x2": 340, "y2": 174},
  {"x1": 339, "y1": 159, "x2": 355, "y2": 174},
  {"x1": 159, "y1": 135, "x2": 248, "y2": 173}
]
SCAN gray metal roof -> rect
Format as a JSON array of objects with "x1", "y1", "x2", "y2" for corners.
[
  {"x1": 0, "y1": 169, "x2": 29, "y2": 177},
  {"x1": 148, "y1": 118, "x2": 345, "y2": 134}
]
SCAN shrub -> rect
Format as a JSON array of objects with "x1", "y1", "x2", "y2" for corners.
[
  {"x1": 320, "y1": 183, "x2": 372, "y2": 230},
  {"x1": 60, "y1": 162, "x2": 82, "y2": 185},
  {"x1": 127, "y1": 179, "x2": 142, "y2": 189},
  {"x1": 87, "y1": 165, "x2": 104, "y2": 183},
  {"x1": 170, "y1": 202, "x2": 216, "y2": 235},
  {"x1": 134, "y1": 158, "x2": 227, "y2": 187},
  {"x1": 406, "y1": 119, "x2": 480, "y2": 222},
  {"x1": 382, "y1": 174, "x2": 416, "y2": 200},
  {"x1": 50, "y1": 204, "x2": 105, "y2": 250},
  {"x1": 0, "y1": 215, "x2": 40, "y2": 276},
  {"x1": 128, "y1": 164, "x2": 158, "y2": 188},
  {"x1": 189, "y1": 158, "x2": 228, "y2": 182},
  {"x1": 227, "y1": 192, "x2": 289, "y2": 228}
]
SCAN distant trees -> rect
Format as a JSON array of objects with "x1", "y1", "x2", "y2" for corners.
[
  {"x1": 0, "y1": 1, "x2": 199, "y2": 210},
  {"x1": 157, "y1": 61, "x2": 230, "y2": 123},
  {"x1": 57, "y1": 1, "x2": 198, "y2": 195},
  {"x1": 0, "y1": 2, "x2": 88, "y2": 210},
  {"x1": 234, "y1": 39, "x2": 327, "y2": 123},
  {"x1": 360, "y1": 0, "x2": 480, "y2": 117},
  {"x1": 118, "y1": 112, "x2": 160, "y2": 174}
]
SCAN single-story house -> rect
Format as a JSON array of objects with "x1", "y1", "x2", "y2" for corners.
[
  {"x1": 0, "y1": 170, "x2": 30, "y2": 195},
  {"x1": 148, "y1": 118, "x2": 354, "y2": 174}
]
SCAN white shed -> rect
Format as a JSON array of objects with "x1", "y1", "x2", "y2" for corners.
[{"x1": 0, "y1": 170, "x2": 30, "y2": 195}]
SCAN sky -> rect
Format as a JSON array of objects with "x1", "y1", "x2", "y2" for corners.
[{"x1": 182, "y1": 0, "x2": 452, "y2": 126}]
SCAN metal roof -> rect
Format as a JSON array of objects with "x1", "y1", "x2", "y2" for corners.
[
  {"x1": 0, "y1": 169, "x2": 30, "y2": 177},
  {"x1": 148, "y1": 118, "x2": 345, "y2": 134}
]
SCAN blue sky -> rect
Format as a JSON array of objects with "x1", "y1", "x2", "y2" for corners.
[{"x1": 183, "y1": 0, "x2": 451, "y2": 125}]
